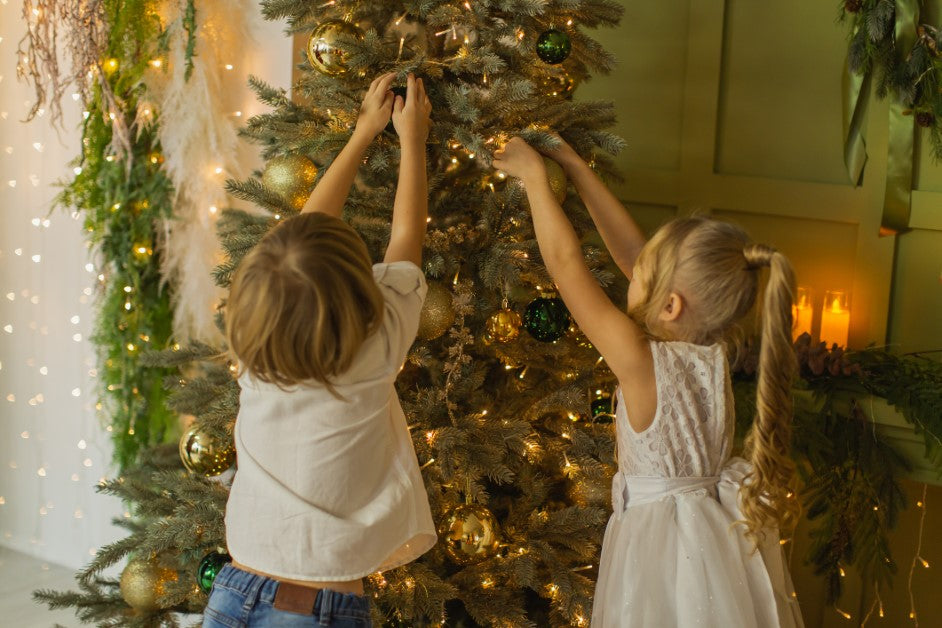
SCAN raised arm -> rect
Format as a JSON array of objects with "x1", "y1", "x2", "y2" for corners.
[
  {"x1": 384, "y1": 73, "x2": 432, "y2": 266},
  {"x1": 541, "y1": 136, "x2": 646, "y2": 280},
  {"x1": 300, "y1": 72, "x2": 396, "y2": 217},
  {"x1": 493, "y1": 138, "x2": 654, "y2": 404}
]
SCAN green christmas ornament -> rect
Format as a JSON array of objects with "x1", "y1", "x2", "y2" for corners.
[
  {"x1": 197, "y1": 551, "x2": 232, "y2": 594},
  {"x1": 523, "y1": 296, "x2": 571, "y2": 342},
  {"x1": 536, "y1": 29, "x2": 572, "y2": 65}
]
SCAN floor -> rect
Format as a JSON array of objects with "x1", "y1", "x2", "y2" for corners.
[{"x1": 0, "y1": 545, "x2": 94, "y2": 628}]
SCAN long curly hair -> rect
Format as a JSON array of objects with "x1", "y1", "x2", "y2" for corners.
[{"x1": 629, "y1": 216, "x2": 800, "y2": 541}]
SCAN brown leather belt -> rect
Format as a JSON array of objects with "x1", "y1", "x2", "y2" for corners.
[{"x1": 273, "y1": 581, "x2": 322, "y2": 614}]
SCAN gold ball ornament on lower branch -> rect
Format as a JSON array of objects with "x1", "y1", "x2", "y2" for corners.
[
  {"x1": 120, "y1": 556, "x2": 179, "y2": 613},
  {"x1": 440, "y1": 504, "x2": 501, "y2": 565},
  {"x1": 417, "y1": 281, "x2": 456, "y2": 340},
  {"x1": 262, "y1": 155, "x2": 318, "y2": 210},
  {"x1": 544, "y1": 157, "x2": 568, "y2": 203},
  {"x1": 307, "y1": 20, "x2": 364, "y2": 77},
  {"x1": 484, "y1": 308, "x2": 522, "y2": 344},
  {"x1": 179, "y1": 424, "x2": 235, "y2": 477}
]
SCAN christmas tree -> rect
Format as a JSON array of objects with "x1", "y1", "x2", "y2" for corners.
[{"x1": 37, "y1": 1, "x2": 627, "y2": 625}]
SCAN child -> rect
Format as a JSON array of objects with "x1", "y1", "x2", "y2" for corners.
[
  {"x1": 493, "y1": 136, "x2": 805, "y2": 628},
  {"x1": 204, "y1": 73, "x2": 435, "y2": 628}
]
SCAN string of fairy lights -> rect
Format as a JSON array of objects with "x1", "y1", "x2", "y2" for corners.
[
  {"x1": 5, "y1": 0, "x2": 940, "y2": 624},
  {"x1": 0, "y1": 0, "x2": 128, "y2": 566}
]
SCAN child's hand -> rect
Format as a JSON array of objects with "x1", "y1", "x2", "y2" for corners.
[
  {"x1": 392, "y1": 73, "x2": 432, "y2": 146},
  {"x1": 538, "y1": 132, "x2": 581, "y2": 169},
  {"x1": 354, "y1": 72, "x2": 396, "y2": 139},
  {"x1": 492, "y1": 137, "x2": 546, "y2": 183}
]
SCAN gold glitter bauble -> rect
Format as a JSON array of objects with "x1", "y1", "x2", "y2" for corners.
[
  {"x1": 541, "y1": 71, "x2": 577, "y2": 98},
  {"x1": 179, "y1": 424, "x2": 235, "y2": 476},
  {"x1": 262, "y1": 155, "x2": 318, "y2": 210},
  {"x1": 417, "y1": 281, "x2": 455, "y2": 340},
  {"x1": 544, "y1": 157, "x2": 567, "y2": 203},
  {"x1": 484, "y1": 308, "x2": 522, "y2": 344},
  {"x1": 120, "y1": 556, "x2": 178, "y2": 612},
  {"x1": 440, "y1": 504, "x2": 501, "y2": 564},
  {"x1": 306, "y1": 20, "x2": 364, "y2": 77}
]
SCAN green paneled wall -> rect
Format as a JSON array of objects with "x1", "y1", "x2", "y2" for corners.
[{"x1": 576, "y1": 1, "x2": 940, "y2": 626}]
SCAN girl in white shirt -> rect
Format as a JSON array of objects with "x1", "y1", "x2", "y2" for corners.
[{"x1": 203, "y1": 73, "x2": 435, "y2": 628}]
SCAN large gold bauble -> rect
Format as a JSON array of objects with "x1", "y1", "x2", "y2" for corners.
[
  {"x1": 484, "y1": 308, "x2": 522, "y2": 344},
  {"x1": 262, "y1": 155, "x2": 318, "y2": 210},
  {"x1": 179, "y1": 424, "x2": 235, "y2": 477},
  {"x1": 440, "y1": 504, "x2": 501, "y2": 565},
  {"x1": 544, "y1": 157, "x2": 567, "y2": 203},
  {"x1": 417, "y1": 281, "x2": 455, "y2": 340},
  {"x1": 120, "y1": 556, "x2": 178, "y2": 612},
  {"x1": 306, "y1": 20, "x2": 364, "y2": 77}
]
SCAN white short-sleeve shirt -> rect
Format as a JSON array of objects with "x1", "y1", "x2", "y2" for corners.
[{"x1": 224, "y1": 261, "x2": 437, "y2": 581}]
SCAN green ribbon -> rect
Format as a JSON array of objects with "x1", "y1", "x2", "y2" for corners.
[
  {"x1": 842, "y1": 60, "x2": 870, "y2": 187},
  {"x1": 842, "y1": 0, "x2": 919, "y2": 235},
  {"x1": 882, "y1": 0, "x2": 919, "y2": 234}
]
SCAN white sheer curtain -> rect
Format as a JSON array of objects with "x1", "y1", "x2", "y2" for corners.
[{"x1": 0, "y1": 2, "x2": 292, "y2": 571}]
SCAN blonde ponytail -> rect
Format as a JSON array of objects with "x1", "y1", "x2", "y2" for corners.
[{"x1": 739, "y1": 244, "x2": 800, "y2": 542}]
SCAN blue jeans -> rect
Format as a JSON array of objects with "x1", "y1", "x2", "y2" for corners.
[{"x1": 203, "y1": 564, "x2": 372, "y2": 627}]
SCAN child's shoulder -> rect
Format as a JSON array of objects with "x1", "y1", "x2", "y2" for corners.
[
  {"x1": 372, "y1": 261, "x2": 426, "y2": 297},
  {"x1": 651, "y1": 338, "x2": 725, "y2": 356}
]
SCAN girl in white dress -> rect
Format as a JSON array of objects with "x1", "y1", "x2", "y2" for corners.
[{"x1": 494, "y1": 135, "x2": 805, "y2": 627}]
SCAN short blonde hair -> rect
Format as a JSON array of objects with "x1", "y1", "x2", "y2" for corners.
[
  {"x1": 629, "y1": 216, "x2": 800, "y2": 542},
  {"x1": 226, "y1": 213, "x2": 384, "y2": 394}
]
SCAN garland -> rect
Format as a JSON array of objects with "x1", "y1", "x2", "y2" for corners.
[
  {"x1": 839, "y1": 0, "x2": 942, "y2": 232},
  {"x1": 18, "y1": 0, "x2": 199, "y2": 469},
  {"x1": 842, "y1": 0, "x2": 942, "y2": 146},
  {"x1": 734, "y1": 335, "x2": 942, "y2": 611}
]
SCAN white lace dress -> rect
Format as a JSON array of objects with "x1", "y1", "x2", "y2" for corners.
[{"x1": 591, "y1": 341, "x2": 804, "y2": 627}]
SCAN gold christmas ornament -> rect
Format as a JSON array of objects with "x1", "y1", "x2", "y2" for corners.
[
  {"x1": 179, "y1": 424, "x2": 235, "y2": 476},
  {"x1": 484, "y1": 308, "x2": 522, "y2": 344},
  {"x1": 262, "y1": 155, "x2": 318, "y2": 210},
  {"x1": 541, "y1": 71, "x2": 577, "y2": 98},
  {"x1": 306, "y1": 20, "x2": 364, "y2": 77},
  {"x1": 417, "y1": 281, "x2": 456, "y2": 340},
  {"x1": 120, "y1": 556, "x2": 178, "y2": 612},
  {"x1": 544, "y1": 157, "x2": 567, "y2": 203},
  {"x1": 440, "y1": 504, "x2": 501, "y2": 564}
]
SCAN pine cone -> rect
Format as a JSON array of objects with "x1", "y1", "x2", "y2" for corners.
[
  {"x1": 916, "y1": 111, "x2": 935, "y2": 128},
  {"x1": 807, "y1": 342, "x2": 828, "y2": 376},
  {"x1": 844, "y1": 0, "x2": 863, "y2": 13}
]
